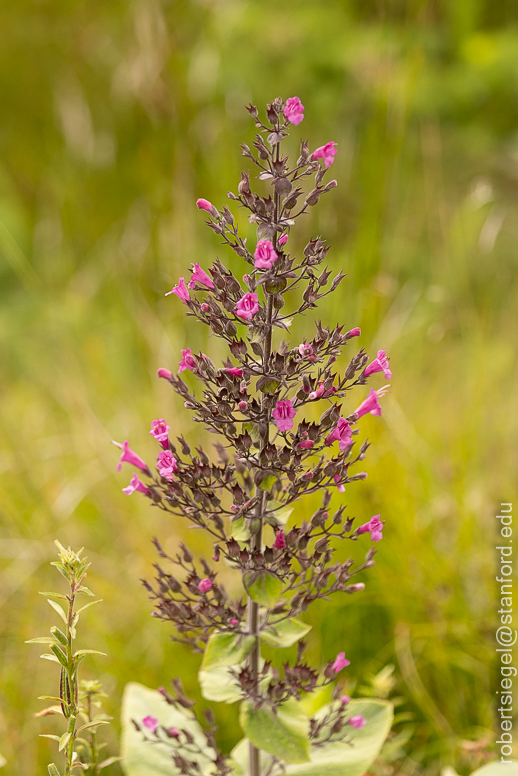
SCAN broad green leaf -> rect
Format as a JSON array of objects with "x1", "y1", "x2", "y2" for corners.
[
  {"x1": 244, "y1": 572, "x2": 283, "y2": 608},
  {"x1": 232, "y1": 699, "x2": 393, "y2": 776},
  {"x1": 47, "y1": 599, "x2": 68, "y2": 624},
  {"x1": 230, "y1": 517, "x2": 250, "y2": 542},
  {"x1": 199, "y1": 665, "x2": 243, "y2": 704},
  {"x1": 471, "y1": 763, "x2": 518, "y2": 776},
  {"x1": 260, "y1": 618, "x2": 312, "y2": 648},
  {"x1": 121, "y1": 682, "x2": 215, "y2": 776},
  {"x1": 275, "y1": 506, "x2": 294, "y2": 525},
  {"x1": 201, "y1": 632, "x2": 255, "y2": 671},
  {"x1": 239, "y1": 697, "x2": 310, "y2": 764},
  {"x1": 285, "y1": 698, "x2": 393, "y2": 776},
  {"x1": 258, "y1": 473, "x2": 278, "y2": 491}
]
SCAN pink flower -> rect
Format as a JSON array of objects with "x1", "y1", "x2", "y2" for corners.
[
  {"x1": 179, "y1": 348, "x2": 196, "y2": 373},
  {"x1": 149, "y1": 419, "x2": 170, "y2": 446},
  {"x1": 142, "y1": 715, "x2": 159, "y2": 733},
  {"x1": 345, "y1": 327, "x2": 361, "y2": 339},
  {"x1": 284, "y1": 96, "x2": 305, "y2": 126},
  {"x1": 123, "y1": 474, "x2": 150, "y2": 497},
  {"x1": 272, "y1": 400, "x2": 297, "y2": 432},
  {"x1": 298, "y1": 343, "x2": 313, "y2": 357},
  {"x1": 157, "y1": 368, "x2": 172, "y2": 380},
  {"x1": 364, "y1": 349, "x2": 392, "y2": 380},
  {"x1": 358, "y1": 514, "x2": 385, "y2": 542},
  {"x1": 254, "y1": 240, "x2": 278, "y2": 270},
  {"x1": 198, "y1": 578, "x2": 212, "y2": 593},
  {"x1": 348, "y1": 715, "x2": 366, "y2": 730},
  {"x1": 326, "y1": 418, "x2": 353, "y2": 452},
  {"x1": 273, "y1": 531, "x2": 286, "y2": 549},
  {"x1": 196, "y1": 198, "x2": 216, "y2": 215},
  {"x1": 238, "y1": 401, "x2": 248, "y2": 411},
  {"x1": 165, "y1": 277, "x2": 190, "y2": 302},
  {"x1": 229, "y1": 618, "x2": 239, "y2": 626},
  {"x1": 332, "y1": 652, "x2": 350, "y2": 673},
  {"x1": 311, "y1": 141, "x2": 337, "y2": 169},
  {"x1": 298, "y1": 440, "x2": 315, "y2": 449},
  {"x1": 157, "y1": 450, "x2": 178, "y2": 480},
  {"x1": 354, "y1": 387, "x2": 388, "y2": 419},
  {"x1": 340, "y1": 695, "x2": 351, "y2": 705},
  {"x1": 167, "y1": 727, "x2": 180, "y2": 738},
  {"x1": 201, "y1": 303, "x2": 209, "y2": 312},
  {"x1": 189, "y1": 262, "x2": 214, "y2": 290},
  {"x1": 308, "y1": 382, "x2": 325, "y2": 401},
  {"x1": 333, "y1": 474, "x2": 346, "y2": 493},
  {"x1": 278, "y1": 233, "x2": 288, "y2": 247},
  {"x1": 224, "y1": 367, "x2": 243, "y2": 377},
  {"x1": 236, "y1": 293, "x2": 259, "y2": 320},
  {"x1": 113, "y1": 440, "x2": 148, "y2": 473}
]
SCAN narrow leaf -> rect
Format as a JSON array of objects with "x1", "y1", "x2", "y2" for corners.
[
  {"x1": 77, "y1": 720, "x2": 109, "y2": 733},
  {"x1": 75, "y1": 599, "x2": 102, "y2": 616},
  {"x1": 25, "y1": 637, "x2": 58, "y2": 644},
  {"x1": 58, "y1": 732, "x2": 71, "y2": 752},
  {"x1": 47, "y1": 763, "x2": 62, "y2": 776},
  {"x1": 50, "y1": 644, "x2": 69, "y2": 668},
  {"x1": 39, "y1": 592, "x2": 68, "y2": 600},
  {"x1": 47, "y1": 599, "x2": 68, "y2": 624},
  {"x1": 40, "y1": 654, "x2": 60, "y2": 663},
  {"x1": 40, "y1": 735, "x2": 61, "y2": 742},
  {"x1": 73, "y1": 650, "x2": 107, "y2": 658},
  {"x1": 98, "y1": 757, "x2": 123, "y2": 770}
]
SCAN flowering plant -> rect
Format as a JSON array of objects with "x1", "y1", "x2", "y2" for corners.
[{"x1": 116, "y1": 96, "x2": 394, "y2": 776}]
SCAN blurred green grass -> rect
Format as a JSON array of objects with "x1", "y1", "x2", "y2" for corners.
[{"x1": 1, "y1": 0, "x2": 517, "y2": 773}]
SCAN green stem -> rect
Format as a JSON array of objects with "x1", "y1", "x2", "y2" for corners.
[{"x1": 64, "y1": 586, "x2": 77, "y2": 776}]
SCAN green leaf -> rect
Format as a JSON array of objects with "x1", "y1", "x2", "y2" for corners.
[
  {"x1": 201, "y1": 632, "x2": 255, "y2": 671},
  {"x1": 50, "y1": 627, "x2": 68, "y2": 646},
  {"x1": 58, "y1": 732, "x2": 71, "y2": 752},
  {"x1": 26, "y1": 637, "x2": 58, "y2": 644},
  {"x1": 47, "y1": 599, "x2": 68, "y2": 624},
  {"x1": 48, "y1": 764, "x2": 62, "y2": 776},
  {"x1": 258, "y1": 473, "x2": 278, "y2": 491},
  {"x1": 121, "y1": 682, "x2": 214, "y2": 776},
  {"x1": 50, "y1": 644, "x2": 68, "y2": 668},
  {"x1": 40, "y1": 735, "x2": 62, "y2": 742},
  {"x1": 257, "y1": 377, "x2": 280, "y2": 394},
  {"x1": 471, "y1": 763, "x2": 518, "y2": 776},
  {"x1": 77, "y1": 720, "x2": 109, "y2": 733},
  {"x1": 284, "y1": 698, "x2": 393, "y2": 776},
  {"x1": 199, "y1": 665, "x2": 243, "y2": 704},
  {"x1": 76, "y1": 599, "x2": 103, "y2": 616},
  {"x1": 260, "y1": 618, "x2": 312, "y2": 648},
  {"x1": 244, "y1": 571, "x2": 283, "y2": 608},
  {"x1": 98, "y1": 757, "x2": 124, "y2": 770},
  {"x1": 73, "y1": 649, "x2": 107, "y2": 658},
  {"x1": 40, "y1": 653, "x2": 60, "y2": 663},
  {"x1": 239, "y1": 697, "x2": 310, "y2": 764},
  {"x1": 230, "y1": 517, "x2": 250, "y2": 542},
  {"x1": 39, "y1": 592, "x2": 68, "y2": 600}
]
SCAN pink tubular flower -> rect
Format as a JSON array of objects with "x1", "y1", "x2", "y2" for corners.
[
  {"x1": 348, "y1": 715, "x2": 366, "y2": 730},
  {"x1": 167, "y1": 727, "x2": 180, "y2": 738},
  {"x1": 224, "y1": 367, "x2": 243, "y2": 378},
  {"x1": 149, "y1": 419, "x2": 170, "y2": 445},
  {"x1": 333, "y1": 474, "x2": 346, "y2": 493},
  {"x1": 178, "y1": 348, "x2": 196, "y2": 373},
  {"x1": 298, "y1": 343, "x2": 313, "y2": 357},
  {"x1": 345, "y1": 327, "x2": 361, "y2": 339},
  {"x1": 236, "y1": 293, "x2": 259, "y2": 320},
  {"x1": 340, "y1": 695, "x2": 351, "y2": 705},
  {"x1": 298, "y1": 439, "x2": 315, "y2": 450},
  {"x1": 312, "y1": 141, "x2": 337, "y2": 168},
  {"x1": 358, "y1": 514, "x2": 385, "y2": 542},
  {"x1": 229, "y1": 618, "x2": 239, "y2": 626},
  {"x1": 308, "y1": 382, "x2": 325, "y2": 401},
  {"x1": 113, "y1": 440, "x2": 148, "y2": 473},
  {"x1": 157, "y1": 450, "x2": 178, "y2": 480},
  {"x1": 273, "y1": 531, "x2": 286, "y2": 550},
  {"x1": 332, "y1": 652, "x2": 351, "y2": 673},
  {"x1": 142, "y1": 716, "x2": 159, "y2": 733},
  {"x1": 254, "y1": 240, "x2": 278, "y2": 270},
  {"x1": 326, "y1": 418, "x2": 353, "y2": 452},
  {"x1": 364, "y1": 349, "x2": 392, "y2": 380},
  {"x1": 272, "y1": 400, "x2": 297, "y2": 432},
  {"x1": 157, "y1": 368, "x2": 172, "y2": 380},
  {"x1": 123, "y1": 474, "x2": 150, "y2": 497},
  {"x1": 284, "y1": 96, "x2": 305, "y2": 126},
  {"x1": 165, "y1": 277, "x2": 190, "y2": 302},
  {"x1": 196, "y1": 198, "x2": 216, "y2": 215},
  {"x1": 354, "y1": 387, "x2": 388, "y2": 419},
  {"x1": 238, "y1": 401, "x2": 248, "y2": 411},
  {"x1": 278, "y1": 233, "x2": 288, "y2": 247},
  {"x1": 189, "y1": 262, "x2": 214, "y2": 290},
  {"x1": 198, "y1": 578, "x2": 212, "y2": 593}
]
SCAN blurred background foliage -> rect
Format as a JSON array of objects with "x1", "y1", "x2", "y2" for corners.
[{"x1": 0, "y1": 0, "x2": 517, "y2": 773}]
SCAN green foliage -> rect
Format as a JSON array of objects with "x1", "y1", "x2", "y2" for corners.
[
  {"x1": 260, "y1": 618, "x2": 312, "y2": 649},
  {"x1": 239, "y1": 698, "x2": 311, "y2": 764},
  {"x1": 244, "y1": 572, "x2": 283, "y2": 608},
  {"x1": 201, "y1": 633, "x2": 255, "y2": 671}
]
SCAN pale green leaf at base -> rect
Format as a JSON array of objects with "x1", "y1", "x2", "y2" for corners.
[
  {"x1": 121, "y1": 682, "x2": 215, "y2": 776},
  {"x1": 199, "y1": 665, "x2": 244, "y2": 704},
  {"x1": 285, "y1": 699, "x2": 393, "y2": 776},
  {"x1": 244, "y1": 572, "x2": 283, "y2": 608},
  {"x1": 231, "y1": 699, "x2": 392, "y2": 776},
  {"x1": 471, "y1": 762, "x2": 518, "y2": 776},
  {"x1": 239, "y1": 697, "x2": 310, "y2": 764}
]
